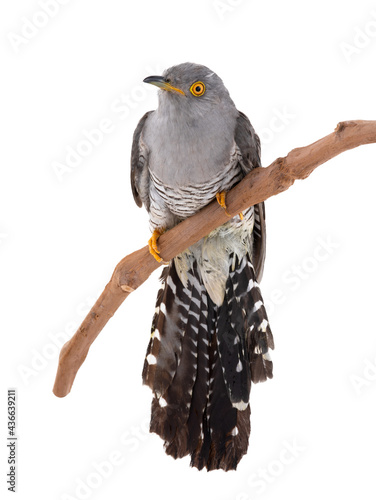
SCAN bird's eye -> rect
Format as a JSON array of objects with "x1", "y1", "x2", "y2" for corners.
[{"x1": 190, "y1": 81, "x2": 206, "y2": 97}]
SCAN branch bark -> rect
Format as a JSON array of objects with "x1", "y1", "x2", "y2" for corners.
[{"x1": 53, "y1": 119, "x2": 376, "y2": 398}]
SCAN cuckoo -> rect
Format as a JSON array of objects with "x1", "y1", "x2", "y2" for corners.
[{"x1": 130, "y1": 62, "x2": 274, "y2": 471}]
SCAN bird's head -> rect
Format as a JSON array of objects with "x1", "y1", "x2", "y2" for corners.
[{"x1": 143, "y1": 62, "x2": 234, "y2": 115}]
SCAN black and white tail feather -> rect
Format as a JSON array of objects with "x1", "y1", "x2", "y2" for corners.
[{"x1": 142, "y1": 253, "x2": 273, "y2": 471}]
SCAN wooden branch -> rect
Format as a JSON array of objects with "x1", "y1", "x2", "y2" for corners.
[{"x1": 53, "y1": 120, "x2": 376, "y2": 398}]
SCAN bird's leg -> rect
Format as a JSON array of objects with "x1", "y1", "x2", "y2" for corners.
[
  {"x1": 216, "y1": 191, "x2": 244, "y2": 219},
  {"x1": 148, "y1": 228, "x2": 165, "y2": 263}
]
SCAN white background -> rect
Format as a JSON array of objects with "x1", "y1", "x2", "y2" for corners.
[{"x1": 1, "y1": 0, "x2": 376, "y2": 499}]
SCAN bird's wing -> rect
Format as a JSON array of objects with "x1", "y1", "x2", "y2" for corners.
[
  {"x1": 130, "y1": 111, "x2": 153, "y2": 209},
  {"x1": 234, "y1": 111, "x2": 261, "y2": 174},
  {"x1": 234, "y1": 111, "x2": 266, "y2": 282}
]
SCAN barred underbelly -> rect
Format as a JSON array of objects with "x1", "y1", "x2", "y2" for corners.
[{"x1": 150, "y1": 160, "x2": 243, "y2": 219}]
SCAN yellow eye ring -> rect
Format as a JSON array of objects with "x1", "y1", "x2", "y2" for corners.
[{"x1": 190, "y1": 81, "x2": 206, "y2": 97}]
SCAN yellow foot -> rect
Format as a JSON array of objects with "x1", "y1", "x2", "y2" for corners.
[
  {"x1": 216, "y1": 191, "x2": 243, "y2": 219},
  {"x1": 216, "y1": 191, "x2": 231, "y2": 217},
  {"x1": 148, "y1": 228, "x2": 165, "y2": 263}
]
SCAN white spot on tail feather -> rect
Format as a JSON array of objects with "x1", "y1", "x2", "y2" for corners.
[
  {"x1": 159, "y1": 397, "x2": 167, "y2": 407},
  {"x1": 160, "y1": 302, "x2": 167, "y2": 316},
  {"x1": 152, "y1": 328, "x2": 160, "y2": 340},
  {"x1": 262, "y1": 351, "x2": 272, "y2": 361},
  {"x1": 253, "y1": 300, "x2": 263, "y2": 312},
  {"x1": 189, "y1": 311, "x2": 200, "y2": 321},
  {"x1": 237, "y1": 258, "x2": 247, "y2": 273},
  {"x1": 259, "y1": 319, "x2": 268, "y2": 332},
  {"x1": 247, "y1": 280, "x2": 255, "y2": 292},
  {"x1": 166, "y1": 275, "x2": 177, "y2": 294},
  {"x1": 233, "y1": 400, "x2": 249, "y2": 410},
  {"x1": 146, "y1": 354, "x2": 157, "y2": 365},
  {"x1": 236, "y1": 360, "x2": 243, "y2": 372},
  {"x1": 191, "y1": 296, "x2": 201, "y2": 308}
]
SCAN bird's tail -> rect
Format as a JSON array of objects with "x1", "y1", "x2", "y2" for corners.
[{"x1": 142, "y1": 253, "x2": 273, "y2": 471}]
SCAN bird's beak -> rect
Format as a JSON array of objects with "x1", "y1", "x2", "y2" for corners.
[{"x1": 143, "y1": 76, "x2": 185, "y2": 96}]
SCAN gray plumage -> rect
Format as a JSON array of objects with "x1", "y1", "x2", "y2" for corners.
[{"x1": 131, "y1": 63, "x2": 273, "y2": 471}]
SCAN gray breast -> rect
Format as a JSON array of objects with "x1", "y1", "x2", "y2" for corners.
[
  {"x1": 143, "y1": 103, "x2": 238, "y2": 188},
  {"x1": 149, "y1": 145, "x2": 244, "y2": 218}
]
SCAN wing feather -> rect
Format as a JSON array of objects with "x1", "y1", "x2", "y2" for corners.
[
  {"x1": 130, "y1": 111, "x2": 153, "y2": 209},
  {"x1": 235, "y1": 111, "x2": 266, "y2": 282}
]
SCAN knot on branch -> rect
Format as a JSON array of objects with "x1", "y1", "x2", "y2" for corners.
[
  {"x1": 273, "y1": 156, "x2": 297, "y2": 190},
  {"x1": 112, "y1": 247, "x2": 157, "y2": 292},
  {"x1": 335, "y1": 120, "x2": 358, "y2": 136}
]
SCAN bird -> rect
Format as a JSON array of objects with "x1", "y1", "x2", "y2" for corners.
[{"x1": 130, "y1": 62, "x2": 274, "y2": 471}]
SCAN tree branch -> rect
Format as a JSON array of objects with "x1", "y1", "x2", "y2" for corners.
[{"x1": 53, "y1": 120, "x2": 376, "y2": 398}]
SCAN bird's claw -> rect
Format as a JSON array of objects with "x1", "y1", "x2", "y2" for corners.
[
  {"x1": 216, "y1": 191, "x2": 243, "y2": 219},
  {"x1": 148, "y1": 228, "x2": 165, "y2": 263},
  {"x1": 216, "y1": 191, "x2": 231, "y2": 217}
]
